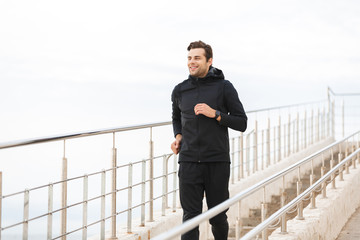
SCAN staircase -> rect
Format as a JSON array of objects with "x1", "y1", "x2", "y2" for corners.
[{"x1": 230, "y1": 151, "x2": 338, "y2": 239}]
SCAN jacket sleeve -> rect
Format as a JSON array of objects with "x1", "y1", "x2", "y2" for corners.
[
  {"x1": 171, "y1": 85, "x2": 182, "y2": 137},
  {"x1": 219, "y1": 81, "x2": 247, "y2": 132}
]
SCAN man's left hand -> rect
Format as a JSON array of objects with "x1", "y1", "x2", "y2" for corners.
[{"x1": 194, "y1": 103, "x2": 216, "y2": 118}]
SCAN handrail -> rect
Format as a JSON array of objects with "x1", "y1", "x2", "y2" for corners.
[
  {"x1": 0, "y1": 121, "x2": 171, "y2": 150},
  {"x1": 0, "y1": 99, "x2": 328, "y2": 150},
  {"x1": 246, "y1": 99, "x2": 327, "y2": 114},
  {"x1": 328, "y1": 87, "x2": 360, "y2": 96},
  {"x1": 151, "y1": 130, "x2": 359, "y2": 240},
  {"x1": 241, "y1": 147, "x2": 360, "y2": 240}
]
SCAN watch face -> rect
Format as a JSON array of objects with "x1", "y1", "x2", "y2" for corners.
[{"x1": 215, "y1": 110, "x2": 220, "y2": 118}]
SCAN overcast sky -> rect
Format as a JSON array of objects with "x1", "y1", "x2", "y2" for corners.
[{"x1": 1, "y1": 0, "x2": 360, "y2": 140}]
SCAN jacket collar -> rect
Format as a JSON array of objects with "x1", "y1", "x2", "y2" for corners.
[{"x1": 189, "y1": 66, "x2": 225, "y2": 83}]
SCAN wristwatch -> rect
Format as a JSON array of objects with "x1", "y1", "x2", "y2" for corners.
[{"x1": 214, "y1": 110, "x2": 220, "y2": 119}]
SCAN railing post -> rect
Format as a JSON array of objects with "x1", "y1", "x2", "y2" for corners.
[
  {"x1": 321, "y1": 167, "x2": 327, "y2": 198},
  {"x1": 283, "y1": 124, "x2": 286, "y2": 159},
  {"x1": 280, "y1": 176, "x2": 287, "y2": 234},
  {"x1": 304, "y1": 111, "x2": 307, "y2": 149},
  {"x1": 61, "y1": 140, "x2": 67, "y2": 240},
  {"x1": 321, "y1": 153, "x2": 327, "y2": 199},
  {"x1": 172, "y1": 154, "x2": 177, "y2": 212},
  {"x1": 111, "y1": 133, "x2": 118, "y2": 239},
  {"x1": 82, "y1": 176, "x2": 88, "y2": 240},
  {"x1": 338, "y1": 153, "x2": 344, "y2": 181},
  {"x1": 149, "y1": 127, "x2": 154, "y2": 222},
  {"x1": 261, "y1": 187, "x2": 268, "y2": 240},
  {"x1": 342, "y1": 100, "x2": 345, "y2": 138},
  {"x1": 296, "y1": 181, "x2": 304, "y2": 220},
  {"x1": 287, "y1": 114, "x2": 290, "y2": 157},
  {"x1": 236, "y1": 200, "x2": 242, "y2": 239},
  {"x1": 246, "y1": 134, "x2": 250, "y2": 176},
  {"x1": 48, "y1": 184, "x2": 53, "y2": 240},
  {"x1": 310, "y1": 175, "x2": 316, "y2": 209},
  {"x1": 310, "y1": 160, "x2": 316, "y2": 208},
  {"x1": 141, "y1": 158, "x2": 146, "y2": 226},
  {"x1": 311, "y1": 109, "x2": 314, "y2": 145},
  {"x1": 0, "y1": 172, "x2": 2, "y2": 240},
  {"x1": 239, "y1": 133, "x2": 244, "y2": 179},
  {"x1": 357, "y1": 136, "x2": 360, "y2": 165},
  {"x1": 327, "y1": 89, "x2": 331, "y2": 137},
  {"x1": 296, "y1": 168, "x2": 304, "y2": 220},
  {"x1": 330, "y1": 158, "x2": 336, "y2": 189},
  {"x1": 332, "y1": 101, "x2": 335, "y2": 138},
  {"x1": 235, "y1": 218, "x2": 240, "y2": 240},
  {"x1": 352, "y1": 136, "x2": 356, "y2": 156},
  {"x1": 23, "y1": 190, "x2": 29, "y2": 240},
  {"x1": 254, "y1": 120, "x2": 258, "y2": 172},
  {"x1": 296, "y1": 112, "x2": 299, "y2": 152},
  {"x1": 346, "y1": 141, "x2": 350, "y2": 174},
  {"x1": 293, "y1": 117, "x2": 295, "y2": 153},
  {"x1": 266, "y1": 118, "x2": 270, "y2": 168},
  {"x1": 273, "y1": 127, "x2": 276, "y2": 165},
  {"x1": 101, "y1": 171, "x2": 106, "y2": 240},
  {"x1": 231, "y1": 138, "x2": 235, "y2": 183},
  {"x1": 278, "y1": 116, "x2": 281, "y2": 162},
  {"x1": 316, "y1": 109, "x2": 320, "y2": 142},
  {"x1": 261, "y1": 129, "x2": 264, "y2": 171},
  {"x1": 321, "y1": 106, "x2": 327, "y2": 139},
  {"x1": 353, "y1": 155, "x2": 357, "y2": 169},
  {"x1": 162, "y1": 155, "x2": 167, "y2": 216},
  {"x1": 127, "y1": 164, "x2": 133, "y2": 233}
]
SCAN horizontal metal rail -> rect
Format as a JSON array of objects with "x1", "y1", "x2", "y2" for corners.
[
  {"x1": 151, "y1": 130, "x2": 359, "y2": 240},
  {"x1": 328, "y1": 87, "x2": 360, "y2": 96},
  {"x1": 0, "y1": 100, "x2": 328, "y2": 150},
  {"x1": 0, "y1": 121, "x2": 172, "y2": 150},
  {"x1": 242, "y1": 147, "x2": 360, "y2": 240},
  {"x1": 246, "y1": 99, "x2": 327, "y2": 114}
]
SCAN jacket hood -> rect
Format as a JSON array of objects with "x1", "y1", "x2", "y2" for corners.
[{"x1": 189, "y1": 66, "x2": 225, "y2": 82}]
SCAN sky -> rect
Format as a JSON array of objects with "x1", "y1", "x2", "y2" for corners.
[
  {"x1": 1, "y1": 0, "x2": 360, "y2": 236},
  {"x1": 1, "y1": 0, "x2": 360, "y2": 141}
]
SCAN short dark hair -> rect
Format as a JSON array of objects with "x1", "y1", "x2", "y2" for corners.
[{"x1": 187, "y1": 40, "x2": 213, "y2": 62}]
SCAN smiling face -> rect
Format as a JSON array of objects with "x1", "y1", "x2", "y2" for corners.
[{"x1": 187, "y1": 48, "x2": 213, "y2": 78}]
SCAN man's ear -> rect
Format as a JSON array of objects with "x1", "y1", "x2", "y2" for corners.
[{"x1": 207, "y1": 58, "x2": 213, "y2": 66}]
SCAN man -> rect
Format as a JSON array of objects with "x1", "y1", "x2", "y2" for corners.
[{"x1": 171, "y1": 40, "x2": 247, "y2": 240}]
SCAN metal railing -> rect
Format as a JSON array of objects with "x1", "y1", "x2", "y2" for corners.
[
  {"x1": 0, "y1": 99, "x2": 332, "y2": 239},
  {"x1": 0, "y1": 122, "x2": 174, "y2": 240},
  {"x1": 328, "y1": 87, "x2": 360, "y2": 139},
  {"x1": 242, "y1": 145, "x2": 360, "y2": 240},
  {"x1": 152, "y1": 130, "x2": 360, "y2": 240},
  {"x1": 229, "y1": 99, "x2": 331, "y2": 183}
]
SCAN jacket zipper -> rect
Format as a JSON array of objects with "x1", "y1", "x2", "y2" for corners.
[{"x1": 196, "y1": 78, "x2": 200, "y2": 163}]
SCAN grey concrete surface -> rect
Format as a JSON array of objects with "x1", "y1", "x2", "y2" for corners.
[{"x1": 336, "y1": 206, "x2": 360, "y2": 240}]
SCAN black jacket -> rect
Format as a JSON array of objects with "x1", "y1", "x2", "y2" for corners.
[{"x1": 172, "y1": 67, "x2": 247, "y2": 163}]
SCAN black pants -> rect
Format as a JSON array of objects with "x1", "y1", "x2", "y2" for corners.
[{"x1": 179, "y1": 162, "x2": 230, "y2": 240}]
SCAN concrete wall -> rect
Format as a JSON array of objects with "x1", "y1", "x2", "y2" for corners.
[
  {"x1": 95, "y1": 137, "x2": 334, "y2": 240},
  {"x1": 269, "y1": 156, "x2": 360, "y2": 240}
]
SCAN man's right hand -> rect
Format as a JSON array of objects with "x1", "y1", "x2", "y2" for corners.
[{"x1": 171, "y1": 134, "x2": 182, "y2": 154}]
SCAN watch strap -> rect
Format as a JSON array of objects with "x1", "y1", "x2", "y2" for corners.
[{"x1": 214, "y1": 110, "x2": 220, "y2": 119}]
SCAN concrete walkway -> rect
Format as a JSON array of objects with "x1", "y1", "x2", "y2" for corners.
[{"x1": 336, "y1": 206, "x2": 360, "y2": 240}]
